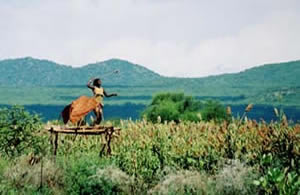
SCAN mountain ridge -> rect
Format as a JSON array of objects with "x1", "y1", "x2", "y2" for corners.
[
  {"x1": 0, "y1": 57, "x2": 300, "y2": 107},
  {"x1": 0, "y1": 57, "x2": 162, "y2": 86},
  {"x1": 0, "y1": 56, "x2": 299, "y2": 92},
  {"x1": 3, "y1": 56, "x2": 300, "y2": 79}
]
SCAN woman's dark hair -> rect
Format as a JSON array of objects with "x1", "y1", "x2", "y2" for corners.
[{"x1": 93, "y1": 78, "x2": 101, "y2": 87}]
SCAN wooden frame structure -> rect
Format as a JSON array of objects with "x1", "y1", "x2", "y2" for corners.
[{"x1": 48, "y1": 125, "x2": 121, "y2": 157}]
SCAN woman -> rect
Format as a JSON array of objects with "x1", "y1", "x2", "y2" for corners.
[{"x1": 87, "y1": 78, "x2": 117, "y2": 124}]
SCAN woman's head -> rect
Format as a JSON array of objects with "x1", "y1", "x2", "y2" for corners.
[{"x1": 93, "y1": 78, "x2": 102, "y2": 87}]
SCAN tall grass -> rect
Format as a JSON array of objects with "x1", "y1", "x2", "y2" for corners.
[{"x1": 1, "y1": 118, "x2": 299, "y2": 194}]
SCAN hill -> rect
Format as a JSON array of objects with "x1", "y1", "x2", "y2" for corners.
[
  {"x1": 0, "y1": 57, "x2": 300, "y2": 105},
  {"x1": 0, "y1": 57, "x2": 300, "y2": 121},
  {"x1": 0, "y1": 57, "x2": 161, "y2": 86}
]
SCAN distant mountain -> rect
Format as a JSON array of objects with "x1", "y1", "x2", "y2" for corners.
[
  {"x1": 1, "y1": 57, "x2": 299, "y2": 88},
  {"x1": 0, "y1": 57, "x2": 300, "y2": 106},
  {"x1": 0, "y1": 57, "x2": 161, "y2": 86}
]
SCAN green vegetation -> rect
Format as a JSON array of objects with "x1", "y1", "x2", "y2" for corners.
[
  {"x1": 0, "y1": 57, "x2": 300, "y2": 121},
  {"x1": 0, "y1": 58, "x2": 300, "y2": 193},
  {"x1": 0, "y1": 57, "x2": 300, "y2": 107},
  {"x1": 0, "y1": 106, "x2": 299, "y2": 194},
  {"x1": 142, "y1": 93, "x2": 201, "y2": 123},
  {"x1": 0, "y1": 106, "x2": 47, "y2": 158},
  {"x1": 142, "y1": 93, "x2": 228, "y2": 123}
]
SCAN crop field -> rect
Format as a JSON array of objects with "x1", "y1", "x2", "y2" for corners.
[{"x1": 0, "y1": 106, "x2": 299, "y2": 194}]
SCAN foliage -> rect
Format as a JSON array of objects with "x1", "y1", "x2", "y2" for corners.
[
  {"x1": 62, "y1": 153, "x2": 122, "y2": 195},
  {"x1": 0, "y1": 109, "x2": 299, "y2": 193},
  {"x1": 112, "y1": 119, "x2": 299, "y2": 193},
  {"x1": 212, "y1": 159, "x2": 259, "y2": 195},
  {"x1": 143, "y1": 93, "x2": 230, "y2": 123},
  {"x1": 149, "y1": 170, "x2": 209, "y2": 194},
  {"x1": 89, "y1": 165, "x2": 134, "y2": 194},
  {"x1": 149, "y1": 160, "x2": 259, "y2": 195},
  {"x1": 142, "y1": 92, "x2": 203, "y2": 123},
  {"x1": 0, "y1": 106, "x2": 47, "y2": 158},
  {"x1": 200, "y1": 100, "x2": 228, "y2": 122},
  {"x1": 0, "y1": 155, "x2": 63, "y2": 194}
]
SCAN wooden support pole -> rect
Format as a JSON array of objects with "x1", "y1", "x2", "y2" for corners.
[
  {"x1": 107, "y1": 127, "x2": 113, "y2": 155},
  {"x1": 99, "y1": 143, "x2": 106, "y2": 157},
  {"x1": 54, "y1": 132, "x2": 58, "y2": 156}
]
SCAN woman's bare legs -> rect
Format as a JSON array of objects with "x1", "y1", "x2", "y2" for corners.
[{"x1": 93, "y1": 105, "x2": 103, "y2": 125}]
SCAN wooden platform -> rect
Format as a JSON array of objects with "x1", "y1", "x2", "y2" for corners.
[{"x1": 47, "y1": 125, "x2": 121, "y2": 157}]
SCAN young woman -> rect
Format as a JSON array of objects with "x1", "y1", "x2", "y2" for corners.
[{"x1": 87, "y1": 78, "x2": 117, "y2": 124}]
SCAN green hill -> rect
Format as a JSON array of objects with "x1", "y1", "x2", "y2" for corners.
[
  {"x1": 1, "y1": 57, "x2": 299, "y2": 88},
  {"x1": 0, "y1": 57, "x2": 300, "y2": 121},
  {"x1": 0, "y1": 57, "x2": 299, "y2": 107},
  {"x1": 0, "y1": 57, "x2": 161, "y2": 86}
]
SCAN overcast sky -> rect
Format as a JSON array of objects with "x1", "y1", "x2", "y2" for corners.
[{"x1": 0, "y1": 0, "x2": 299, "y2": 77}]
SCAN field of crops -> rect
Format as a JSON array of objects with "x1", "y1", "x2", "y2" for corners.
[{"x1": 0, "y1": 105, "x2": 299, "y2": 194}]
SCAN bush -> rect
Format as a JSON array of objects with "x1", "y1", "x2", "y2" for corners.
[
  {"x1": 0, "y1": 155, "x2": 63, "y2": 194},
  {"x1": 149, "y1": 170, "x2": 208, "y2": 194},
  {"x1": 0, "y1": 106, "x2": 46, "y2": 158},
  {"x1": 142, "y1": 93, "x2": 202, "y2": 123},
  {"x1": 212, "y1": 159, "x2": 259, "y2": 195},
  {"x1": 144, "y1": 100, "x2": 180, "y2": 123},
  {"x1": 254, "y1": 153, "x2": 300, "y2": 194},
  {"x1": 63, "y1": 153, "x2": 117, "y2": 195},
  {"x1": 200, "y1": 100, "x2": 228, "y2": 122},
  {"x1": 143, "y1": 93, "x2": 229, "y2": 123},
  {"x1": 88, "y1": 166, "x2": 134, "y2": 194}
]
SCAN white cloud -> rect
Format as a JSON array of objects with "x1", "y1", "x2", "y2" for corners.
[{"x1": 0, "y1": 0, "x2": 299, "y2": 77}]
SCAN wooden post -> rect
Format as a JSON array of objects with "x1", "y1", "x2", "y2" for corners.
[
  {"x1": 50, "y1": 127, "x2": 54, "y2": 147},
  {"x1": 99, "y1": 128, "x2": 109, "y2": 157},
  {"x1": 54, "y1": 132, "x2": 58, "y2": 156},
  {"x1": 106, "y1": 127, "x2": 113, "y2": 155}
]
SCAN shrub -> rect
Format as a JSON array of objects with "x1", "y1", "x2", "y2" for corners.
[
  {"x1": 144, "y1": 100, "x2": 180, "y2": 123},
  {"x1": 200, "y1": 100, "x2": 228, "y2": 122},
  {"x1": 142, "y1": 93, "x2": 202, "y2": 123},
  {"x1": 212, "y1": 159, "x2": 259, "y2": 195},
  {"x1": 88, "y1": 166, "x2": 134, "y2": 194},
  {"x1": 0, "y1": 106, "x2": 47, "y2": 158},
  {"x1": 149, "y1": 170, "x2": 208, "y2": 194},
  {"x1": 143, "y1": 93, "x2": 229, "y2": 123},
  {"x1": 255, "y1": 153, "x2": 300, "y2": 194},
  {"x1": 0, "y1": 155, "x2": 64, "y2": 194},
  {"x1": 63, "y1": 153, "x2": 115, "y2": 195}
]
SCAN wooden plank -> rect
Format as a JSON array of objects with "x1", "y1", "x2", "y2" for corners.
[
  {"x1": 48, "y1": 127, "x2": 120, "y2": 135},
  {"x1": 49, "y1": 125, "x2": 110, "y2": 130},
  {"x1": 48, "y1": 125, "x2": 119, "y2": 131},
  {"x1": 49, "y1": 130, "x2": 107, "y2": 135}
]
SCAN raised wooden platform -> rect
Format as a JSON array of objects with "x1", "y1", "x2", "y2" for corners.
[{"x1": 47, "y1": 125, "x2": 121, "y2": 157}]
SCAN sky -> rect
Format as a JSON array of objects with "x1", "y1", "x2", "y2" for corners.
[{"x1": 0, "y1": 0, "x2": 300, "y2": 77}]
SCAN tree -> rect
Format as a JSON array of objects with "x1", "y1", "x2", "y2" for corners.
[
  {"x1": 142, "y1": 93, "x2": 202, "y2": 123},
  {"x1": 200, "y1": 100, "x2": 228, "y2": 122},
  {"x1": 0, "y1": 106, "x2": 46, "y2": 158}
]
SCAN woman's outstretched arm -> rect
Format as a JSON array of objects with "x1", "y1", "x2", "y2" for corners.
[
  {"x1": 104, "y1": 90, "x2": 117, "y2": 97},
  {"x1": 87, "y1": 78, "x2": 95, "y2": 90}
]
